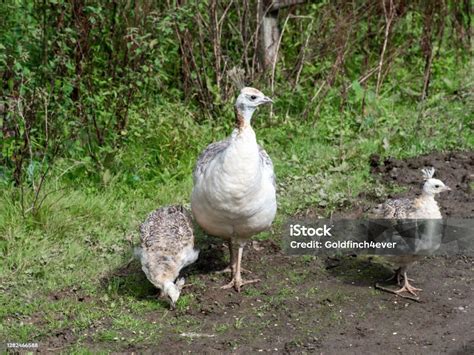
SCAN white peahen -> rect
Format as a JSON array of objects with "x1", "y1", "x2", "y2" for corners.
[{"x1": 191, "y1": 87, "x2": 276, "y2": 291}]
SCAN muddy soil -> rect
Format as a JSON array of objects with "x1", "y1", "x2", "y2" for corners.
[
  {"x1": 41, "y1": 151, "x2": 473, "y2": 353},
  {"x1": 126, "y1": 245, "x2": 473, "y2": 354},
  {"x1": 369, "y1": 150, "x2": 473, "y2": 218}
]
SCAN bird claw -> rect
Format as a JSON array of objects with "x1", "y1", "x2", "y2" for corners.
[
  {"x1": 395, "y1": 283, "x2": 422, "y2": 297},
  {"x1": 375, "y1": 281, "x2": 423, "y2": 302},
  {"x1": 220, "y1": 278, "x2": 261, "y2": 292}
]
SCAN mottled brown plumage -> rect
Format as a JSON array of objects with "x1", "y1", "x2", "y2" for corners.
[
  {"x1": 137, "y1": 205, "x2": 199, "y2": 308},
  {"x1": 373, "y1": 198, "x2": 417, "y2": 219},
  {"x1": 372, "y1": 167, "x2": 450, "y2": 298}
]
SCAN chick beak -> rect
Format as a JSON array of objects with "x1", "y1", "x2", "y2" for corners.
[
  {"x1": 444, "y1": 186, "x2": 451, "y2": 192},
  {"x1": 169, "y1": 301, "x2": 176, "y2": 310}
]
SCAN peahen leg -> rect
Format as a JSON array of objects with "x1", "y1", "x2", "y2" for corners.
[{"x1": 221, "y1": 241, "x2": 260, "y2": 292}]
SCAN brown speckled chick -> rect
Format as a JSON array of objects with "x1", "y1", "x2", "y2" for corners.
[
  {"x1": 137, "y1": 205, "x2": 199, "y2": 308},
  {"x1": 372, "y1": 167, "x2": 450, "y2": 298}
]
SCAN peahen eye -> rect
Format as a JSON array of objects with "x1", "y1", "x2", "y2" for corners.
[{"x1": 250, "y1": 95, "x2": 257, "y2": 100}]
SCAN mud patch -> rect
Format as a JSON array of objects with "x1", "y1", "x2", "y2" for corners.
[
  {"x1": 370, "y1": 150, "x2": 473, "y2": 218},
  {"x1": 98, "y1": 240, "x2": 473, "y2": 354},
  {"x1": 48, "y1": 287, "x2": 92, "y2": 303},
  {"x1": 141, "y1": 150, "x2": 473, "y2": 353},
  {"x1": 39, "y1": 329, "x2": 76, "y2": 353}
]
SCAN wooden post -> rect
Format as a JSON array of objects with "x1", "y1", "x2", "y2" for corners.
[{"x1": 258, "y1": 0, "x2": 306, "y2": 71}]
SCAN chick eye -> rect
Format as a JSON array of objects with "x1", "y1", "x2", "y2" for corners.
[
  {"x1": 250, "y1": 95, "x2": 257, "y2": 100},
  {"x1": 434, "y1": 185, "x2": 440, "y2": 188}
]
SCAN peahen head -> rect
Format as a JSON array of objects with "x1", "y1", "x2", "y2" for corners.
[{"x1": 235, "y1": 87, "x2": 273, "y2": 125}]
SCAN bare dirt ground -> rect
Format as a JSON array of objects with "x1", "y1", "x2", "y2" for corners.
[
  {"x1": 40, "y1": 151, "x2": 473, "y2": 353},
  {"x1": 369, "y1": 150, "x2": 473, "y2": 218}
]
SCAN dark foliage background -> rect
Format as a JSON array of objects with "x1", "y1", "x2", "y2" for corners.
[{"x1": 0, "y1": 0, "x2": 472, "y2": 213}]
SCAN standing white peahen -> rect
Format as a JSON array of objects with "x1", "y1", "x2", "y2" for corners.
[
  {"x1": 373, "y1": 167, "x2": 451, "y2": 298},
  {"x1": 191, "y1": 87, "x2": 276, "y2": 292}
]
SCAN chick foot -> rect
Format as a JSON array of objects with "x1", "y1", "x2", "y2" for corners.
[
  {"x1": 394, "y1": 279, "x2": 422, "y2": 296},
  {"x1": 375, "y1": 277, "x2": 422, "y2": 302}
]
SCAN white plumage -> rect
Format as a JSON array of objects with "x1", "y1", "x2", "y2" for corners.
[
  {"x1": 191, "y1": 87, "x2": 276, "y2": 291},
  {"x1": 373, "y1": 167, "x2": 451, "y2": 296},
  {"x1": 137, "y1": 205, "x2": 199, "y2": 308}
]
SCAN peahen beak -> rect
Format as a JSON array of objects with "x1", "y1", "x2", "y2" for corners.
[{"x1": 263, "y1": 96, "x2": 273, "y2": 104}]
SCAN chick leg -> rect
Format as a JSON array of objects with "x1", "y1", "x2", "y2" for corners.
[
  {"x1": 375, "y1": 269, "x2": 422, "y2": 302},
  {"x1": 221, "y1": 242, "x2": 260, "y2": 292},
  {"x1": 385, "y1": 267, "x2": 416, "y2": 286},
  {"x1": 384, "y1": 267, "x2": 403, "y2": 285}
]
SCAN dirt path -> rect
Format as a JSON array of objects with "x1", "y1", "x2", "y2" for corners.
[
  {"x1": 137, "y1": 242, "x2": 473, "y2": 354},
  {"x1": 41, "y1": 151, "x2": 473, "y2": 353},
  {"x1": 370, "y1": 150, "x2": 473, "y2": 218}
]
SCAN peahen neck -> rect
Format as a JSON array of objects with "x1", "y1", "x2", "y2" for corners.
[{"x1": 235, "y1": 106, "x2": 256, "y2": 132}]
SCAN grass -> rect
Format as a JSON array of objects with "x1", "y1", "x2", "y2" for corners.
[{"x1": 0, "y1": 63, "x2": 473, "y2": 351}]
